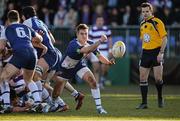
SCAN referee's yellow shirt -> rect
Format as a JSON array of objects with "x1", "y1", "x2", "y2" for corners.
[{"x1": 140, "y1": 16, "x2": 167, "y2": 50}]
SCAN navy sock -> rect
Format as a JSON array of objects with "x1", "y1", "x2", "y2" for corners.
[
  {"x1": 155, "y1": 80, "x2": 163, "y2": 99},
  {"x1": 140, "y1": 81, "x2": 148, "y2": 104}
]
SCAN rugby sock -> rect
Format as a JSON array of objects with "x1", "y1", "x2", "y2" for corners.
[
  {"x1": 0, "y1": 81, "x2": 10, "y2": 107},
  {"x1": 140, "y1": 81, "x2": 148, "y2": 104},
  {"x1": 91, "y1": 88, "x2": 102, "y2": 109},
  {"x1": 28, "y1": 81, "x2": 41, "y2": 104},
  {"x1": 42, "y1": 87, "x2": 52, "y2": 105},
  {"x1": 35, "y1": 80, "x2": 43, "y2": 101},
  {"x1": 71, "y1": 90, "x2": 79, "y2": 98},
  {"x1": 155, "y1": 80, "x2": 163, "y2": 99},
  {"x1": 53, "y1": 96, "x2": 66, "y2": 106}
]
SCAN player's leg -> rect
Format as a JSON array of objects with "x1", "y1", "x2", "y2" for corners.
[
  {"x1": 44, "y1": 70, "x2": 84, "y2": 110},
  {"x1": 49, "y1": 75, "x2": 69, "y2": 112},
  {"x1": 33, "y1": 58, "x2": 49, "y2": 102},
  {"x1": 0, "y1": 63, "x2": 19, "y2": 113},
  {"x1": 92, "y1": 62, "x2": 100, "y2": 85},
  {"x1": 90, "y1": 54, "x2": 101, "y2": 88},
  {"x1": 78, "y1": 67, "x2": 107, "y2": 114},
  {"x1": 153, "y1": 64, "x2": 164, "y2": 108},
  {"x1": 136, "y1": 66, "x2": 150, "y2": 109},
  {"x1": 23, "y1": 68, "x2": 42, "y2": 107},
  {"x1": 64, "y1": 81, "x2": 85, "y2": 110},
  {"x1": 43, "y1": 81, "x2": 53, "y2": 97}
]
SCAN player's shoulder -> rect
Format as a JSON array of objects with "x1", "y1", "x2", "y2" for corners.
[
  {"x1": 69, "y1": 38, "x2": 78, "y2": 46},
  {"x1": 152, "y1": 17, "x2": 164, "y2": 25},
  {"x1": 23, "y1": 17, "x2": 32, "y2": 24},
  {"x1": 140, "y1": 19, "x2": 145, "y2": 25}
]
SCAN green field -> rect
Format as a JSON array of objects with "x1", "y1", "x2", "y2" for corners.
[{"x1": 1, "y1": 85, "x2": 180, "y2": 121}]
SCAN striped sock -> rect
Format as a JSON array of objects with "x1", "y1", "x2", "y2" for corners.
[{"x1": 91, "y1": 88, "x2": 102, "y2": 109}]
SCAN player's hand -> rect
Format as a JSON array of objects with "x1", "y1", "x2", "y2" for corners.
[
  {"x1": 100, "y1": 34, "x2": 107, "y2": 43},
  {"x1": 36, "y1": 30, "x2": 44, "y2": 36},
  {"x1": 40, "y1": 46, "x2": 48, "y2": 57},
  {"x1": 157, "y1": 52, "x2": 164, "y2": 63},
  {"x1": 109, "y1": 58, "x2": 115, "y2": 65}
]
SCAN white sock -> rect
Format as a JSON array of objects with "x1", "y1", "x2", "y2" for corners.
[
  {"x1": 71, "y1": 90, "x2": 79, "y2": 98},
  {"x1": 91, "y1": 88, "x2": 102, "y2": 109},
  {"x1": 28, "y1": 81, "x2": 41, "y2": 104},
  {"x1": 35, "y1": 80, "x2": 43, "y2": 101},
  {"x1": 54, "y1": 96, "x2": 66, "y2": 106},
  {"x1": 42, "y1": 87, "x2": 52, "y2": 105},
  {"x1": 0, "y1": 81, "x2": 10, "y2": 107}
]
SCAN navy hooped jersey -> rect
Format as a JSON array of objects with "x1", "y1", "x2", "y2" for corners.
[
  {"x1": 60, "y1": 38, "x2": 100, "y2": 70},
  {"x1": 23, "y1": 16, "x2": 55, "y2": 53},
  {"x1": 2, "y1": 23, "x2": 36, "y2": 51}
]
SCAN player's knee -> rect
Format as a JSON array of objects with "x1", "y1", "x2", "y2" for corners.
[
  {"x1": 91, "y1": 80, "x2": 97, "y2": 88},
  {"x1": 154, "y1": 74, "x2": 162, "y2": 81},
  {"x1": 140, "y1": 75, "x2": 148, "y2": 81},
  {"x1": 87, "y1": 76, "x2": 97, "y2": 88},
  {"x1": 155, "y1": 77, "x2": 162, "y2": 83}
]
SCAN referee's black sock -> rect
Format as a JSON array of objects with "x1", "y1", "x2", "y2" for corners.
[
  {"x1": 155, "y1": 80, "x2": 163, "y2": 99},
  {"x1": 140, "y1": 81, "x2": 148, "y2": 104}
]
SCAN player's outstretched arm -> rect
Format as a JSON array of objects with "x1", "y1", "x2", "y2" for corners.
[
  {"x1": 97, "y1": 54, "x2": 115, "y2": 65},
  {"x1": 80, "y1": 35, "x2": 107, "y2": 54}
]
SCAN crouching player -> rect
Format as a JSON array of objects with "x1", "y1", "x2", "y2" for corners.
[{"x1": 52, "y1": 24, "x2": 115, "y2": 114}]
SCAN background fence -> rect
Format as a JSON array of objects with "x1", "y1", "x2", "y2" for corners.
[{"x1": 51, "y1": 25, "x2": 180, "y2": 58}]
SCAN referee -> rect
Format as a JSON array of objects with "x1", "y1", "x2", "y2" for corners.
[{"x1": 136, "y1": 2, "x2": 168, "y2": 109}]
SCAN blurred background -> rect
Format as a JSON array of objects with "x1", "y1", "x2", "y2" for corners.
[{"x1": 0, "y1": 0, "x2": 180, "y2": 85}]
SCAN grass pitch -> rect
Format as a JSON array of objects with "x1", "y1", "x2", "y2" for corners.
[{"x1": 0, "y1": 85, "x2": 180, "y2": 121}]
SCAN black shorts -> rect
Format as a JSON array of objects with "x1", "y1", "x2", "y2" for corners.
[{"x1": 139, "y1": 47, "x2": 163, "y2": 68}]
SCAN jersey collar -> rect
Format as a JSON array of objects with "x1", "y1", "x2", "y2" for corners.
[
  {"x1": 145, "y1": 16, "x2": 154, "y2": 21},
  {"x1": 76, "y1": 38, "x2": 88, "y2": 46}
]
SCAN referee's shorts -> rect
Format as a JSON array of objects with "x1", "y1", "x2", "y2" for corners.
[{"x1": 139, "y1": 47, "x2": 163, "y2": 68}]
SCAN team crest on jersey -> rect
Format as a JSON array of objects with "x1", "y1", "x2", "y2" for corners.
[{"x1": 143, "y1": 33, "x2": 150, "y2": 42}]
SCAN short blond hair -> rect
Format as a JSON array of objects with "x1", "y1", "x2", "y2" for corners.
[
  {"x1": 75, "y1": 24, "x2": 89, "y2": 33},
  {"x1": 141, "y1": 2, "x2": 153, "y2": 12}
]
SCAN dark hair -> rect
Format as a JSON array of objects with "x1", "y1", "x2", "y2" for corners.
[
  {"x1": 7, "y1": 10, "x2": 20, "y2": 22},
  {"x1": 96, "y1": 15, "x2": 104, "y2": 20},
  {"x1": 22, "y1": 6, "x2": 36, "y2": 19},
  {"x1": 76, "y1": 24, "x2": 89, "y2": 33},
  {"x1": 141, "y1": 2, "x2": 153, "y2": 11}
]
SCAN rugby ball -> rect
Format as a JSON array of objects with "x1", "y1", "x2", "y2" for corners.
[{"x1": 112, "y1": 41, "x2": 126, "y2": 58}]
